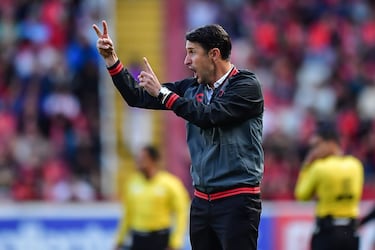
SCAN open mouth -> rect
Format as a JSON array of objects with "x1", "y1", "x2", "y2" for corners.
[{"x1": 189, "y1": 68, "x2": 197, "y2": 78}]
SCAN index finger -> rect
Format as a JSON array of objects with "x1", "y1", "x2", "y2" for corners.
[{"x1": 143, "y1": 57, "x2": 155, "y2": 75}]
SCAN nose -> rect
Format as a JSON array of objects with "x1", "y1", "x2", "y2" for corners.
[{"x1": 184, "y1": 54, "x2": 191, "y2": 66}]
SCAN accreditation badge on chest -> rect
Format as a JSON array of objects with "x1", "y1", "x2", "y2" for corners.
[{"x1": 130, "y1": 182, "x2": 167, "y2": 200}]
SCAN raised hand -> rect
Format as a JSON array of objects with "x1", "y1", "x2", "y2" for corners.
[
  {"x1": 92, "y1": 20, "x2": 118, "y2": 66},
  {"x1": 303, "y1": 142, "x2": 334, "y2": 166},
  {"x1": 137, "y1": 57, "x2": 162, "y2": 97}
]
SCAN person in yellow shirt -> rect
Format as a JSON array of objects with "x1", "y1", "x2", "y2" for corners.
[
  {"x1": 295, "y1": 124, "x2": 364, "y2": 250},
  {"x1": 114, "y1": 145, "x2": 190, "y2": 250}
]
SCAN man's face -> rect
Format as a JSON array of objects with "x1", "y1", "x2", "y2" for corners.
[
  {"x1": 309, "y1": 134, "x2": 334, "y2": 158},
  {"x1": 184, "y1": 41, "x2": 214, "y2": 84},
  {"x1": 309, "y1": 135, "x2": 324, "y2": 150},
  {"x1": 136, "y1": 149, "x2": 152, "y2": 172}
]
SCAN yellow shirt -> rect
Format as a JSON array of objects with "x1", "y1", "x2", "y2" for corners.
[
  {"x1": 295, "y1": 155, "x2": 363, "y2": 218},
  {"x1": 115, "y1": 171, "x2": 189, "y2": 249}
]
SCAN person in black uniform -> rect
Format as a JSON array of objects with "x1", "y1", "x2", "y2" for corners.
[{"x1": 295, "y1": 125, "x2": 364, "y2": 250}]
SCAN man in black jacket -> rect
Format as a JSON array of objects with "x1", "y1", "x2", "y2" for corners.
[{"x1": 93, "y1": 20, "x2": 264, "y2": 250}]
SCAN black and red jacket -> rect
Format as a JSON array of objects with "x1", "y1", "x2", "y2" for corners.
[{"x1": 108, "y1": 60, "x2": 264, "y2": 193}]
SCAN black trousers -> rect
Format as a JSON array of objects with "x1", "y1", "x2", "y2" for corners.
[
  {"x1": 311, "y1": 217, "x2": 359, "y2": 250},
  {"x1": 190, "y1": 194, "x2": 262, "y2": 250},
  {"x1": 130, "y1": 229, "x2": 170, "y2": 250}
]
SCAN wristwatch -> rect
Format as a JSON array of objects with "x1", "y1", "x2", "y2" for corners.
[{"x1": 157, "y1": 86, "x2": 172, "y2": 104}]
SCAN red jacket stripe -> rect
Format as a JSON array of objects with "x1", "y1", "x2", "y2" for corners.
[
  {"x1": 194, "y1": 186, "x2": 260, "y2": 201},
  {"x1": 108, "y1": 62, "x2": 124, "y2": 76},
  {"x1": 166, "y1": 93, "x2": 179, "y2": 109},
  {"x1": 229, "y1": 67, "x2": 239, "y2": 77}
]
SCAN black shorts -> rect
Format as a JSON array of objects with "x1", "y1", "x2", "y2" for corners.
[{"x1": 130, "y1": 229, "x2": 170, "y2": 250}]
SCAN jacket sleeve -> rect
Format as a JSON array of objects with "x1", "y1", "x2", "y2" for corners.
[
  {"x1": 114, "y1": 185, "x2": 131, "y2": 246},
  {"x1": 108, "y1": 61, "x2": 263, "y2": 129},
  {"x1": 294, "y1": 163, "x2": 318, "y2": 201},
  {"x1": 166, "y1": 75, "x2": 264, "y2": 129},
  {"x1": 168, "y1": 177, "x2": 190, "y2": 249},
  {"x1": 107, "y1": 60, "x2": 185, "y2": 109}
]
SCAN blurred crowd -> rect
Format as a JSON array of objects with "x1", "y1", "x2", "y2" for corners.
[
  {"x1": 1, "y1": 0, "x2": 374, "y2": 202},
  {"x1": 0, "y1": 0, "x2": 103, "y2": 202},
  {"x1": 186, "y1": 0, "x2": 375, "y2": 199}
]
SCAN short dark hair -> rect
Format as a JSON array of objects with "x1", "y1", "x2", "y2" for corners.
[
  {"x1": 185, "y1": 24, "x2": 232, "y2": 60},
  {"x1": 142, "y1": 145, "x2": 160, "y2": 162},
  {"x1": 315, "y1": 123, "x2": 340, "y2": 144}
]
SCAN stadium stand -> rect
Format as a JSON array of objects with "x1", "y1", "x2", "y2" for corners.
[
  {"x1": 0, "y1": 0, "x2": 374, "y2": 202},
  {"x1": 0, "y1": 0, "x2": 102, "y2": 201}
]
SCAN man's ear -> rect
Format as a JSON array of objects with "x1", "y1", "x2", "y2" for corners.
[{"x1": 209, "y1": 48, "x2": 221, "y2": 61}]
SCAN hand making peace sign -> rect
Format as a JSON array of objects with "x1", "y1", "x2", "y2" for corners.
[
  {"x1": 92, "y1": 20, "x2": 118, "y2": 66},
  {"x1": 92, "y1": 20, "x2": 161, "y2": 97}
]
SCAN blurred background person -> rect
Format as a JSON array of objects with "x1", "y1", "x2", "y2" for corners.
[
  {"x1": 295, "y1": 124, "x2": 364, "y2": 250},
  {"x1": 114, "y1": 145, "x2": 189, "y2": 250}
]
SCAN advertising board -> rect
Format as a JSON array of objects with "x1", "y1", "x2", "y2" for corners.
[{"x1": 0, "y1": 202, "x2": 374, "y2": 250}]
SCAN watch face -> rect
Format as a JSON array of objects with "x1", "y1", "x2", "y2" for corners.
[
  {"x1": 158, "y1": 88, "x2": 166, "y2": 101},
  {"x1": 161, "y1": 87, "x2": 168, "y2": 95},
  {"x1": 158, "y1": 87, "x2": 171, "y2": 103},
  {"x1": 161, "y1": 87, "x2": 171, "y2": 97}
]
